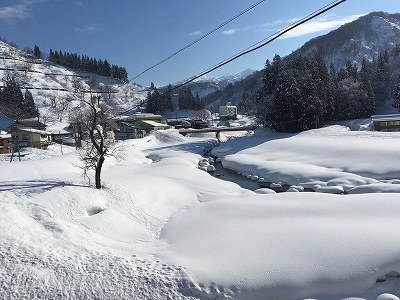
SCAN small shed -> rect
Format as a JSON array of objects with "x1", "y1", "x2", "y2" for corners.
[
  {"x1": 50, "y1": 130, "x2": 73, "y2": 144},
  {"x1": 371, "y1": 114, "x2": 400, "y2": 131}
]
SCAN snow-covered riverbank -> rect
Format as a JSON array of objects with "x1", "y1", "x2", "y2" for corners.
[{"x1": 1, "y1": 126, "x2": 400, "y2": 299}]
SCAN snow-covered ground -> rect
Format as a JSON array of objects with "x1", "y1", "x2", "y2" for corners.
[{"x1": 1, "y1": 122, "x2": 400, "y2": 300}]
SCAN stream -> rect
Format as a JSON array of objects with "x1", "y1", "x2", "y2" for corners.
[
  {"x1": 211, "y1": 161, "x2": 261, "y2": 191},
  {"x1": 209, "y1": 160, "x2": 310, "y2": 193}
]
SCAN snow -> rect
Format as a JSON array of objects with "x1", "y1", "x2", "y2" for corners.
[
  {"x1": 212, "y1": 125, "x2": 400, "y2": 190},
  {"x1": 1, "y1": 42, "x2": 400, "y2": 300},
  {"x1": 1, "y1": 123, "x2": 400, "y2": 299}
]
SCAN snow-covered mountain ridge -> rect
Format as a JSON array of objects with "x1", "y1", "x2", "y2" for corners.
[{"x1": 291, "y1": 11, "x2": 400, "y2": 68}]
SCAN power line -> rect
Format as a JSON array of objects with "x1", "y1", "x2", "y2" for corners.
[
  {"x1": 130, "y1": 0, "x2": 267, "y2": 81},
  {"x1": 109, "y1": 0, "x2": 347, "y2": 120},
  {"x1": 165, "y1": 0, "x2": 347, "y2": 94}
]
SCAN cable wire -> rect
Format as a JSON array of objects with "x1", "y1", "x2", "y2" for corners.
[
  {"x1": 109, "y1": 0, "x2": 347, "y2": 120},
  {"x1": 166, "y1": 0, "x2": 346, "y2": 94},
  {"x1": 130, "y1": 0, "x2": 267, "y2": 81}
]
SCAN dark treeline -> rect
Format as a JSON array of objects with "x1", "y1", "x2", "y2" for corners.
[
  {"x1": 177, "y1": 86, "x2": 204, "y2": 111},
  {"x1": 146, "y1": 84, "x2": 205, "y2": 114},
  {"x1": 253, "y1": 49, "x2": 395, "y2": 132},
  {"x1": 0, "y1": 75, "x2": 38, "y2": 119},
  {"x1": 146, "y1": 83, "x2": 173, "y2": 115},
  {"x1": 48, "y1": 49, "x2": 128, "y2": 82}
]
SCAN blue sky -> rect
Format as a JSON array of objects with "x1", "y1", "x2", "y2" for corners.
[{"x1": 0, "y1": 0, "x2": 399, "y2": 86}]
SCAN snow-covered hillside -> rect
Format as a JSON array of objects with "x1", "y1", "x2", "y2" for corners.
[{"x1": 0, "y1": 40, "x2": 148, "y2": 130}]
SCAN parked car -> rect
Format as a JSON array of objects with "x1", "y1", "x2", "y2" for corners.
[
  {"x1": 167, "y1": 119, "x2": 191, "y2": 129},
  {"x1": 190, "y1": 119, "x2": 209, "y2": 129}
]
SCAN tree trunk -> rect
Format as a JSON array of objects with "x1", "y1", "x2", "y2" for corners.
[{"x1": 95, "y1": 154, "x2": 105, "y2": 189}]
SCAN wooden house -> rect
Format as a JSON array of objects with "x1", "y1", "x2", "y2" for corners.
[
  {"x1": 11, "y1": 127, "x2": 52, "y2": 149},
  {"x1": 371, "y1": 114, "x2": 400, "y2": 131}
]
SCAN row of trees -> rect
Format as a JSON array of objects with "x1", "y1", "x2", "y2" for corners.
[
  {"x1": 48, "y1": 49, "x2": 128, "y2": 82},
  {"x1": 0, "y1": 75, "x2": 38, "y2": 119},
  {"x1": 145, "y1": 83, "x2": 173, "y2": 114},
  {"x1": 178, "y1": 87, "x2": 204, "y2": 110},
  {"x1": 254, "y1": 51, "x2": 392, "y2": 132},
  {"x1": 145, "y1": 84, "x2": 205, "y2": 114}
]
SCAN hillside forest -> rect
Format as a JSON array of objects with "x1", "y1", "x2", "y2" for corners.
[{"x1": 249, "y1": 46, "x2": 400, "y2": 132}]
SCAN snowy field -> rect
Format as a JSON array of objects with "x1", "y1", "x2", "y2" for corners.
[{"x1": 1, "y1": 124, "x2": 400, "y2": 300}]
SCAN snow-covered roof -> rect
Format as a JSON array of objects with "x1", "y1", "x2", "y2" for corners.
[
  {"x1": 140, "y1": 120, "x2": 169, "y2": 127},
  {"x1": 0, "y1": 132, "x2": 11, "y2": 139},
  {"x1": 371, "y1": 114, "x2": 400, "y2": 122},
  {"x1": 18, "y1": 128, "x2": 51, "y2": 135}
]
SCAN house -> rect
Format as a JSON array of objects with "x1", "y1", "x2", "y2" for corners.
[
  {"x1": 0, "y1": 131, "x2": 12, "y2": 154},
  {"x1": 371, "y1": 114, "x2": 400, "y2": 131},
  {"x1": 115, "y1": 122, "x2": 145, "y2": 140},
  {"x1": 219, "y1": 102, "x2": 237, "y2": 120},
  {"x1": 137, "y1": 120, "x2": 170, "y2": 133},
  {"x1": 11, "y1": 127, "x2": 52, "y2": 149},
  {"x1": 49, "y1": 130, "x2": 73, "y2": 144}
]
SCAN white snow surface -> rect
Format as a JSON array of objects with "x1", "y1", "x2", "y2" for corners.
[{"x1": 1, "y1": 125, "x2": 400, "y2": 300}]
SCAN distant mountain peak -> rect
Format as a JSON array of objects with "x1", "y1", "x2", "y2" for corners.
[{"x1": 291, "y1": 11, "x2": 400, "y2": 68}]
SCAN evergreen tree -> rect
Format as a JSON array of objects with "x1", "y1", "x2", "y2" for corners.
[
  {"x1": 373, "y1": 52, "x2": 390, "y2": 104},
  {"x1": 22, "y1": 89, "x2": 39, "y2": 118},
  {"x1": 178, "y1": 86, "x2": 197, "y2": 110},
  {"x1": 392, "y1": 75, "x2": 400, "y2": 111},
  {"x1": 33, "y1": 45, "x2": 42, "y2": 59},
  {"x1": 0, "y1": 75, "x2": 38, "y2": 119},
  {"x1": 345, "y1": 59, "x2": 358, "y2": 81}
]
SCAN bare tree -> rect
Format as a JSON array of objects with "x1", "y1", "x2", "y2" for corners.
[
  {"x1": 71, "y1": 77, "x2": 81, "y2": 93},
  {"x1": 56, "y1": 94, "x2": 73, "y2": 121},
  {"x1": 77, "y1": 94, "x2": 117, "y2": 189}
]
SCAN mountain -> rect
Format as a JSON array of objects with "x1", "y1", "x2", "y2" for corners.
[
  {"x1": 290, "y1": 11, "x2": 400, "y2": 69},
  {"x1": 199, "y1": 11, "x2": 400, "y2": 113},
  {"x1": 0, "y1": 39, "x2": 148, "y2": 130},
  {"x1": 171, "y1": 68, "x2": 257, "y2": 99}
]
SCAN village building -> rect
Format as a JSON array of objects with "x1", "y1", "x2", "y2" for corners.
[
  {"x1": 219, "y1": 102, "x2": 237, "y2": 120},
  {"x1": 137, "y1": 120, "x2": 170, "y2": 133},
  {"x1": 11, "y1": 127, "x2": 52, "y2": 149},
  {"x1": 114, "y1": 112, "x2": 168, "y2": 139},
  {"x1": 371, "y1": 114, "x2": 400, "y2": 131},
  {"x1": 49, "y1": 129, "x2": 74, "y2": 145},
  {"x1": 114, "y1": 122, "x2": 145, "y2": 140}
]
